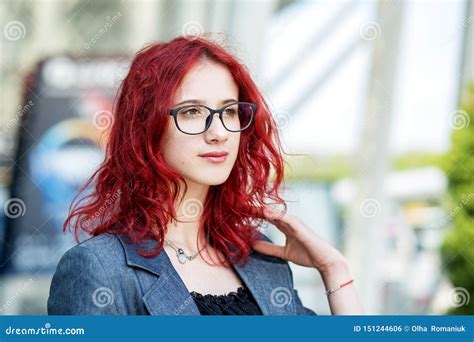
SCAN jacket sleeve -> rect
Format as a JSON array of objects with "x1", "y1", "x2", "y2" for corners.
[{"x1": 47, "y1": 245, "x2": 119, "y2": 315}]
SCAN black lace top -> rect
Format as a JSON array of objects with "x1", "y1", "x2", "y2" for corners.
[{"x1": 190, "y1": 286, "x2": 263, "y2": 315}]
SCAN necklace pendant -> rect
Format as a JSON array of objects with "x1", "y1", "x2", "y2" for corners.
[
  {"x1": 177, "y1": 249, "x2": 187, "y2": 264},
  {"x1": 178, "y1": 253, "x2": 187, "y2": 264}
]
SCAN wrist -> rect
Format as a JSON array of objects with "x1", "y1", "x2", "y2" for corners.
[
  {"x1": 319, "y1": 256, "x2": 350, "y2": 277},
  {"x1": 319, "y1": 258, "x2": 354, "y2": 295}
]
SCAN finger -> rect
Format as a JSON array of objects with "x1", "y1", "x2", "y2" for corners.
[
  {"x1": 252, "y1": 240, "x2": 285, "y2": 259},
  {"x1": 263, "y1": 205, "x2": 287, "y2": 221},
  {"x1": 270, "y1": 220, "x2": 296, "y2": 238},
  {"x1": 263, "y1": 207, "x2": 298, "y2": 236},
  {"x1": 263, "y1": 206, "x2": 299, "y2": 228}
]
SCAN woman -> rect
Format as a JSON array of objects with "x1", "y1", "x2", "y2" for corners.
[{"x1": 47, "y1": 35, "x2": 363, "y2": 315}]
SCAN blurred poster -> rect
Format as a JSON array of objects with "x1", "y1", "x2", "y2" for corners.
[{"x1": 1, "y1": 56, "x2": 129, "y2": 274}]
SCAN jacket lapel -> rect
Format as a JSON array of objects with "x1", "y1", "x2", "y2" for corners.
[
  {"x1": 233, "y1": 252, "x2": 297, "y2": 315},
  {"x1": 116, "y1": 234, "x2": 296, "y2": 315},
  {"x1": 117, "y1": 234, "x2": 201, "y2": 315}
]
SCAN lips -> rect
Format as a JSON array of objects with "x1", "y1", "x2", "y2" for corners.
[
  {"x1": 199, "y1": 151, "x2": 228, "y2": 163},
  {"x1": 199, "y1": 151, "x2": 228, "y2": 158}
]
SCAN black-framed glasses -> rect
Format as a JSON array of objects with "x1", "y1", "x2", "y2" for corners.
[{"x1": 169, "y1": 102, "x2": 256, "y2": 135}]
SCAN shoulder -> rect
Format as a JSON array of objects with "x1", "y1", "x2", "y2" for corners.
[
  {"x1": 75, "y1": 232, "x2": 123, "y2": 257},
  {"x1": 47, "y1": 233, "x2": 141, "y2": 315},
  {"x1": 54, "y1": 233, "x2": 126, "y2": 279}
]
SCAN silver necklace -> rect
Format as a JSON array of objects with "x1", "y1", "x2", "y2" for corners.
[{"x1": 164, "y1": 238, "x2": 203, "y2": 264}]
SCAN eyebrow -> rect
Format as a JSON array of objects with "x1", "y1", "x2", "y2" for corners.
[{"x1": 174, "y1": 99, "x2": 238, "y2": 107}]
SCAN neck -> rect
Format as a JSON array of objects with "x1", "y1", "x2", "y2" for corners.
[{"x1": 165, "y1": 179, "x2": 210, "y2": 251}]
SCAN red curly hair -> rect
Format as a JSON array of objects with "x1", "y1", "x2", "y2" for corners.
[{"x1": 64, "y1": 35, "x2": 287, "y2": 266}]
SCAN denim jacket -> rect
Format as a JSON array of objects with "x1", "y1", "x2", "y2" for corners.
[{"x1": 47, "y1": 233, "x2": 317, "y2": 315}]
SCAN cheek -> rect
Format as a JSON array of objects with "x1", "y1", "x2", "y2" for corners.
[
  {"x1": 227, "y1": 134, "x2": 241, "y2": 166},
  {"x1": 165, "y1": 141, "x2": 193, "y2": 168},
  {"x1": 232, "y1": 133, "x2": 241, "y2": 154},
  {"x1": 161, "y1": 129, "x2": 196, "y2": 168}
]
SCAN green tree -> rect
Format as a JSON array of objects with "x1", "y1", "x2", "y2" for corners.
[{"x1": 441, "y1": 82, "x2": 474, "y2": 315}]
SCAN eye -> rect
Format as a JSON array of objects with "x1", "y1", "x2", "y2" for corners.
[
  {"x1": 179, "y1": 106, "x2": 204, "y2": 117},
  {"x1": 224, "y1": 107, "x2": 238, "y2": 116},
  {"x1": 184, "y1": 108, "x2": 198, "y2": 115}
]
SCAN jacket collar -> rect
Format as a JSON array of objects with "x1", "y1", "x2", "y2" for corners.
[{"x1": 116, "y1": 234, "x2": 295, "y2": 315}]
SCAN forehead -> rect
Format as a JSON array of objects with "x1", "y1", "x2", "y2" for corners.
[{"x1": 173, "y1": 61, "x2": 239, "y2": 104}]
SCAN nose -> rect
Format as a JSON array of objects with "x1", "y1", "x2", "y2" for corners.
[{"x1": 204, "y1": 112, "x2": 228, "y2": 142}]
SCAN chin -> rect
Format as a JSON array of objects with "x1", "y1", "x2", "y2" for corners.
[
  {"x1": 202, "y1": 177, "x2": 229, "y2": 186},
  {"x1": 192, "y1": 173, "x2": 231, "y2": 186}
]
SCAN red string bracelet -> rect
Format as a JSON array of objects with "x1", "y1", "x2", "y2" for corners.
[{"x1": 325, "y1": 279, "x2": 354, "y2": 295}]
